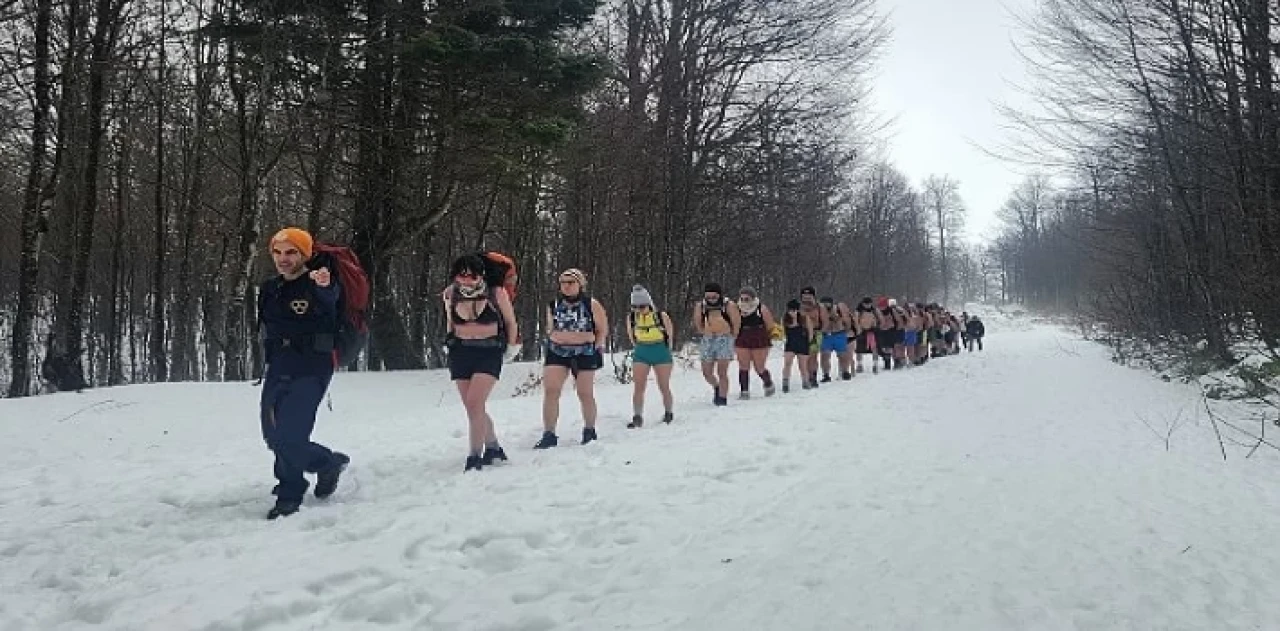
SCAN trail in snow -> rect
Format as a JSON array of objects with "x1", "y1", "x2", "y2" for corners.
[{"x1": 2, "y1": 316, "x2": 1280, "y2": 630}]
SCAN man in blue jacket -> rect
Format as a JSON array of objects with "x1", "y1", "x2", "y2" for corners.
[{"x1": 259, "y1": 227, "x2": 350, "y2": 520}]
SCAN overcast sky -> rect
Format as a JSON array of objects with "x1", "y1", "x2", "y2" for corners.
[{"x1": 867, "y1": 0, "x2": 1036, "y2": 245}]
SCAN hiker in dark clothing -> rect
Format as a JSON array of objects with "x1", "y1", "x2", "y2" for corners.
[
  {"x1": 965, "y1": 315, "x2": 986, "y2": 352},
  {"x1": 258, "y1": 227, "x2": 350, "y2": 520}
]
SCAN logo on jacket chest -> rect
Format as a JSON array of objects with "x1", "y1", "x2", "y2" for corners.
[{"x1": 290, "y1": 299, "x2": 310, "y2": 315}]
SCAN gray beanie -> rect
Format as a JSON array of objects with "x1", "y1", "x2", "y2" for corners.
[{"x1": 630, "y1": 284, "x2": 655, "y2": 307}]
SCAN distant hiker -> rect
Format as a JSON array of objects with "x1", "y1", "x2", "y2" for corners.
[
  {"x1": 948, "y1": 312, "x2": 964, "y2": 354},
  {"x1": 626, "y1": 285, "x2": 675, "y2": 428},
  {"x1": 444, "y1": 254, "x2": 519, "y2": 472},
  {"x1": 903, "y1": 303, "x2": 922, "y2": 366},
  {"x1": 818, "y1": 296, "x2": 853, "y2": 381},
  {"x1": 734, "y1": 287, "x2": 776, "y2": 399},
  {"x1": 875, "y1": 297, "x2": 899, "y2": 371},
  {"x1": 694, "y1": 283, "x2": 741, "y2": 406},
  {"x1": 537, "y1": 268, "x2": 608, "y2": 448},
  {"x1": 798, "y1": 287, "x2": 823, "y2": 387},
  {"x1": 257, "y1": 227, "x2": 350, "y2": 520},
  {"x1": 966, "y1": 315, "x2": 985, "y2": 351},
  {"x1": 914, "y1": 304, "x2": 931, "y2": 365},
  {"x1": 780, "y1": 299, "x2": 815, "y2": 392},
  {"x1": 852, "y1": 297, "x2": 879, "y2": 374}
]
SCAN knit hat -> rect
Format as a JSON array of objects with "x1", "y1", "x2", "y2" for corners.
[
  {"x1": 630, "y1": 284, "x2": 654, "y2": 307},
  {"x1": 704, "y1": 282, "x2": 723, "y2": 295},
  {"x1": 739, "y1": 286, "x2": 758, "y2": 299},
  {"x1": 559, "y1": 268, "x2": 587, "y2": 288},
  {"x1": 786, "y1": 299, "x2": 801, "y2": 310},
  {"x1": 269, "y1": 227, "x2": 314, "y2": 259}
]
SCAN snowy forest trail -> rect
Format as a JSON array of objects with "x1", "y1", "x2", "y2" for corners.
[{"x1": 3, "y1": 316, "x2": 1279, "y2": 630}]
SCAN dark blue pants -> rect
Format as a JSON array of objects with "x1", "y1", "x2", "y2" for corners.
[{"x1": 260, "y1": 372, "x2": 337, "y2": 502}]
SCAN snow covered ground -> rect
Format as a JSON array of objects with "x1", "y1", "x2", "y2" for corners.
[{"x1": 3, "y1": 317, "x2": 1280, "y2": 630}]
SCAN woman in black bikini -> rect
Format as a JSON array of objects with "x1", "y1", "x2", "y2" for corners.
[{"x1": 443, "y1": 255, "x2": 519, "y2": 472}]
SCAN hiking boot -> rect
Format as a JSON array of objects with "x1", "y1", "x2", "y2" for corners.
[
  {"x1": 739, "y1": 392, "x2": 750, "y2": 400},
  {"x1": 582, "y1": 427, "x2": 598, "y2": 445},
  {"x1": 314, "y1": 452, "x2": 350, "y2": 499},
  {"x1": 856, "y1": 365, "x2": 865, "y2": 373},
  {"x1": 713, "y1": 396, "x2": 728, "y2": 406},
  {"x1": 764, "y1": 384, "x2": 776, "y2": 397},
  {"x1": 627, "y1": 415, "x2": 643, "y2": 429},
  {"x1": 821, "y1": 374, "x2": 832, "y2": 383},
  {"x1": 661, "y1": 411, "x2": 674, "y2": 424},
  {"x1": 465, "y1": 455, "x2": 483, "y2": 472},
  {"x1": 534, "y1": 431, "x2": 558, "y2": 449},
  {"x1": 841, "y1": 372, "x2": 852, "y2": 381},
  {"x1": 481, "y1": 446, "x2": 508, "y2": 465},
  {"x1": 267, "y1": 499, "x2": 301, "y2": 520},
  {"x1": 782, "y1": 381, "x2": 790, "y2": 393}
]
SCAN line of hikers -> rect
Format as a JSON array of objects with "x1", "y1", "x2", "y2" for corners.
[{"x1": 254, "y1": 228, "x2": 986, "y2": 518}]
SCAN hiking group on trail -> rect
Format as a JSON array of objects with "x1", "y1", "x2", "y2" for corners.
[{"x1": 254, "y1": 227, "x2": 987, "y2": 519}]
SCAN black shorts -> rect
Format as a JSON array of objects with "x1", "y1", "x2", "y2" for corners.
[
  {"x1": 449, "y1": 344, "x2": 503, "y2": 381},
  {"x1": 784, "y1": 336, "x2": 810, "y2": 355},
  {"x1": 545, "y1": 351, "x2": 604, "y2": 372},
  {"x1": 855, "y1": 330, "x2": 875, "y2": 353}
]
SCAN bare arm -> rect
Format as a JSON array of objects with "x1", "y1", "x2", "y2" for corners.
[
  {"x1": 592, "y1": 299, "x2": 608, "y2": 349},
  {"x1": 728, "y1": 302, "x2": 742, "y2": 336},
  {"x1": 661, "y1": 311, "x2": 676, "y2": 350},
  {"x1": 441, "y1": 287, "x2": 453, "y2": 335},
  {"x1": 494, "y1": 288, "x2": 518, "y2": 346},
  {"x1": 762, "y1": 305, "x2": 776, "y2": 331},
  {"x1": 627, "y1": 312, "x2": 636, "y2": 347}
]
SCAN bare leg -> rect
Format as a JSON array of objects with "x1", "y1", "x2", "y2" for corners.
[
  {"x1": 751, "y1": 348, "x2": 773, "y2": 393},
  {"x1": 458, "y1": 375, "x2": 499, "y2": 454},
  {"x1": 716, "y1": 359, "x2": 731, "y2": 399},
  {"x1": 632, "y1": 362, "x2": 652, "y2": 416},
  {"x1": 735, "y1": 346, "x2": 753, "y2": 396},
  {"x1": 575, "y1": 369, "x2": 598, "y2": 428},
  {"x1": 654, "y1": 364, "x2": 674, "y2": 415},
  {"x1": 542, "y1": 365, "x2": 570, "y2": 433}
]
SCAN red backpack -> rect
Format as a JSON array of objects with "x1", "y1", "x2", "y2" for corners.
[
  {"x1": 480, "y1": 251, "x2": 519, "y2": 302},
  {"x1": 311, "y1": 243, "x2": 370, "y2": 368}
]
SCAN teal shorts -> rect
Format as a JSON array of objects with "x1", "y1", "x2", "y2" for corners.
[{"x1": 634, "y1": 342, "x2": 673, "y2": 366}]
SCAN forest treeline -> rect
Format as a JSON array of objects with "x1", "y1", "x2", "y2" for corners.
[{"x1": 0, "y1": 0, "x2": 1000, "y2": 397}]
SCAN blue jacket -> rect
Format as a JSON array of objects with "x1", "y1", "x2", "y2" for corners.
[{"x1": 258, "y1": 274, "x2": 341, "y2": 376}]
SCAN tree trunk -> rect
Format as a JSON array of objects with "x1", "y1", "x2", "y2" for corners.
[
  {"x1": 44, "y1": 0, "x2": 125, "y2": 392},
  {"x1": 170, "y1": 26, "x2": 214, "y2": 381},
  {"x1": 7, "y1": 0, "x2": 53, "y2": 397},
  {"x1": 150, "y1": 6, "x2": 169, "y2": 382}
]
